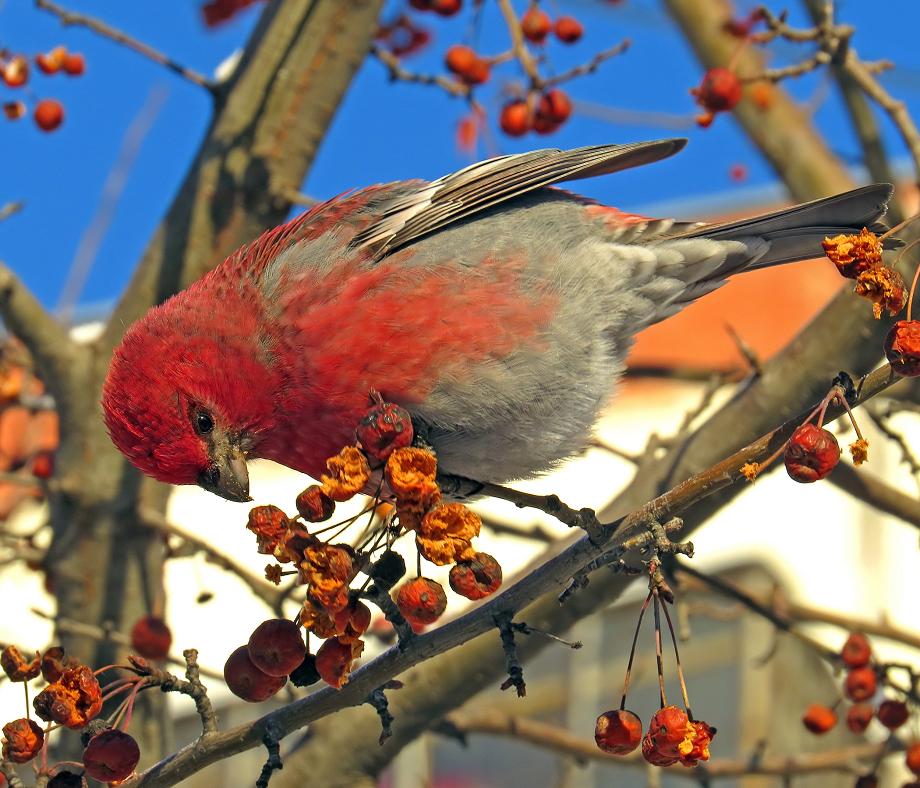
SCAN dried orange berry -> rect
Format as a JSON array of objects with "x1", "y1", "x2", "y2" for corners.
[
  {"x1": 321, "y1": 445, "x2": 371, "y2": 501},
  {"x1": 822, "y1": 228, "x2": 882, "y2": 279},
  {"x1": 1, "y1": 718, "x2": 43, "y2": 763},
  {"x1": 315, "y1": 636, "x2": 364, "y2": 688},
  {"x1": 395, "y1": 577, "x2": 447, "y2": 627},
  {"x1": 82, "y1": 729, "x2": 140, "y2": 783},
  {"x1": 300, "y1": 598, "x2": 339, "y2": 639},
  {"x1": 416, "y1": 503, "x2": 481, "y2": 565},
  {"x1": 641, "y1": 705, "x2": 688, "y2": 766},
  {"x1": 594, "y1": 709, "x2": 642, "y2": 755},
  {"x1": 41, "y1": 646, "x2": 77, "y2": 684},
  {"x1": 885, "y1": 320, "x2": 920, "y2": 377},
  {"x1": 385, "y1": 447, "x2": 439, "y2": 503},
  {"x1": 691, "y1": 67, "x2": 742, "y2": 114},
  {"x1": 35, "y1": 47, "x2": 66, "y2": 75},
  {"x1": 33, "y1": 665, "x2": 103, "y2": 729},
  {"x1": 845, "y1": 666, "x2": 878, "y2": 702},
  {"x1": 846, "y1": 703, "x2": 874, "y2": 733},
  {"x1": 302, "y1": 543, "x2": 354, "y2": 612},
  {"x1": 295, "y1": 485, "x2": 335, "y2": 522},
  {"x1": 355, "y1": 397, "x2": 414, "y2": 462},
  {"x1": 334, "y1": 599, "x2": 372, "y2": 644},
  {"x1": 854, "y1": 265, "x2": 906, "y2": 318},
  {"x1": 449, "y1": 552, "x2": 502, "y2": 600},
  {"x1": 246, "y1": 505, "x2": 291, "y2": 555},
  {"x1": 678, "y1": 719, "x2": 716, "y2": 766},
  {"x1": 802, "y1": 703, "x2": 837, "y2": 734},
  {"x1": 275, "y1": 526, "x2": 317, "y2": 565},
  {"x1": 842, "y1": 632, "x2": 872, "y2": 668},
  {"x1": 1, "y1": 645, "x2": 41, "y2": 682}
]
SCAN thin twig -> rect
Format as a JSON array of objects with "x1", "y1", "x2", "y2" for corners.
[
  {"x1": 370, "y1": 43, "x2": 469, "y2": 98},
  {"x1": 0, "y1": 202, "x2": 23, "y2": 223},
  {"x1": 544, "y1": 40, "x2": 631, "y2": 87}
]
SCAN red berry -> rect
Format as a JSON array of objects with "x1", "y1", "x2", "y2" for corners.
[
  {"x1": 692, "y1": 67, "x2": 742, "y2": 113},
  {"x1": 459, "y1": 56, "x2": 489, "y2": 85},
  {"x1": 35, "y1": 47, "x2": 66, "y2": 75},
  {"x1": 355, "y1": 398, "x2": 414, "y2": 461},
  {"x1": 908, "y1": 742, "x2": 920, "y2": 776},
  {"x1": 395, "y1": 577, "x2": 447, "y2": 627},
  {"x1": 223, "y1": 645, "x2": 286, "y2": 702},
  {"x1": 449, "y1": 552, "x2": 502, "y2": 600},
  {"x1": 554, "y1": 15, "x2": 583, "y2": 43},
  {"x1": 538, "y1": 89, "x2": 572, "y2": 124},
  {"x1": 295, "y1": 485, "x2": 335, "y2": 522},
  {"x1": 2, "y1": 57, "x2": 28, "y2": 88},
  {"x1": 82, "y1": 730, "x2": 140, "y2": 783},
  {"x1": 1, "y1": 718, "x2": 43, "y2": 764},
  {"x1": 247, "y1": 619, "x2": 305, "y2": 677},
  {"x1": 885, "y1": 320, "x2": 920, "y2": 377},
  {"x1": 62, "y1": 53, "x2": 85, "y2": 76},
  {"x1": 445, "y1": 45, "x2": 477, "y2": 76},
  {"x1": 846, "y1": 703, "x2": 874, "y2": 733},
  {"x1": 31, "y1": 452, "x2": 54, "y2": 479},
  {"x1": 845, "y1": 666, "x2": 878, "y2": 702},
  {"x1": 34, "y1": 99, "x2": 64, "y2": 133},
  {"x1": 130, "y1": 615, "x2": 172, "y2": 660},
  {"x1": 594, "y1": 709, "x2": 642, "y2": 755},
  {"x1": 499, "y1": 101, "x2": 531, "y2": 137},
  {"x1": 802, "y1": 703, "x2": 837, "y2": 734},
  {"x1": 784, "y1": 423, "x2": 840, "y2": 483},
  {"x1": 315, "y1": 636, "x2": 364, "y2": 688},
  {"x1": 431, "y1": 0, "x2": 462, "y2": 15},
  {"x1": 334, "y1": 599, "x2": 372, "y2": 643},
  {"x1": 841, "y1": 632, "x2": 872, "y2": 668},
  {"x1": 521, "y1": 7, "x2": 552, "y2": 43},
  {"x1": 876, "y1": 699, "x2": 909, "y2": 730}
]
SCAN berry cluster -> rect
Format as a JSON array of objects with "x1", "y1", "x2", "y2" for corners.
[
  {"x1": 227, "y1": 392, "x2": 504, "y2": 700},
  {"x1": 1, "y1": 46, "x2": 85, "y2": 133},
  {"x1": 594, "y1": 563, "x2": 717, "y2": 768},
  {"x1": 801, "y1": 632, "x2": 920, "y2": 786},
  {"x1": 0, "y1": 644, "x2": 140, "y2": 784}
]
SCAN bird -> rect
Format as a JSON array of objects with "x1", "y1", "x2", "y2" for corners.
[{"x1": 101, "y1": 139, "x2": 892, "y2": 502}]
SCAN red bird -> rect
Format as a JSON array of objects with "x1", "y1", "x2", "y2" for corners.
[{"x1": 102, "y1": 140, "x2": 891, "y2": 501}]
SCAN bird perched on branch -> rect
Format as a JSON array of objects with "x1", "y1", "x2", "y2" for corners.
[{"x1": 102, "y1": 139, "x2": 892, "y2": 501}]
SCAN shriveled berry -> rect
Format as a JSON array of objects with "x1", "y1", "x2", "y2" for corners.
[
  {"x1": 334, "y1": 599, "x2": 372, "y2": 643},
  {"x1": 48, "y1": 771, "x2": 83, "y2": 788},
  {"x1": 876, "y1": 699, "x2": 909, "y2": 730},
  {"x1": 368, "y1": 550, "x2": 407, "y2": 588},
  {"x1": 521, "y1": 7, "x2": 552, "y2": 43},
  {"x1": 355, "y1": 399, "x2": 414, "y2": 461},
  {"x1": 62, "y1": 53, "x2": 85, "y2": 76},
  {"x1": 802, "y1": 703, "x2": 837, "y2": 734},
  {"x1": 289, "y1": 652, "x2": 321, "y2": 687},
  {"x1": 315, "y1": 636, "x2": 364, "y2": 688},
  {"x1": 130, "y1": 615, "x2": 172, "y2": 660},
  {"x1": 538, "y1": 89, "x2": 572, "y2": 124},
  {"x1": 554, "y1": 15, "x2": 583, "y2": 43},
  {"x1": 845, "y1": 667, "x2": 877, "y2": 702},
  {"x1": 784, "y1": 423, "x2": 840, "y2": 483},
  {"x1": 223, "y1": 645, "x2": 286, "y2": 702},
  {"x1": 82, "y1": 729, "x2": 140, "y2": 783},
  {"x1": 35, "y1": 47, "x2": 66, "y2": 75},
  {"x1": 594, "y1": 709, "x2": 642, "y2": 755},
  {"x1": 2, "y1": 718, "x2": 44, "y2": 763},
  {"x1": 34, "y1": 99, "x2": 64, "y2": 132},
  {"x1": 692, "y1": 67, "x2": 742, "y2": 113},
  {"x1": 395, "y1": 577, "x2": 447, "y2": 627},
  {"x1": 449, "y1": 552, "x2": 502, "y2": 600},
  {"x1": 41, "y1": 646, "x2": 78, "y2": 684},
  {"x1": 908, "y1": 742, "x2": 920, "y2": 776},
  {"x1": 846, "y1": 703, "x2": 874, "y2": 733},
  {"x1": 247, "y1": 619, "x2": 306, "y2": 677},
  {"x1": 841, "y1": 632, "x2": 872, "y2": 668},
  {"x1": 295, "y1": 485, "x2": 335, "y2": 522},
  {"x1": 885, "y1": 320, "x2": 920, "y2": 377},
  {"x1": 3, "y1": 101, "x2": 26, "y2": 121},
  {"x1": 499, "y1": 101, "x2": 531, "y2": 137}
]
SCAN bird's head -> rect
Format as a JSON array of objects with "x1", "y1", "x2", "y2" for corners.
[{"x1": 102, "y1": 292, "x2": 276, "y2": 502}]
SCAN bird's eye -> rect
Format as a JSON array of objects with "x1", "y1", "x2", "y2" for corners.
[{"x1": 194, "y1": 410, "x2": 214, "y2": 435}]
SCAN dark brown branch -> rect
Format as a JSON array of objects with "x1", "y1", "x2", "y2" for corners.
[
  {"x1": 495, "y1": 612, "x2": 526, "y2": 697},
  {"x1": 178, "y1": 648, "x2": 218, "y2": 735},
  {"x1": 256, "y1": 722, "x2": 283, "y2": 788},
  {"x1": 35, "y1": 0, "x2": 215, "y2": 91}
]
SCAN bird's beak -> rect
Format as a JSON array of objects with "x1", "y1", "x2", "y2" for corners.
[{"x1": 199, "y1": 442, "x2": 251, "y2": 502}]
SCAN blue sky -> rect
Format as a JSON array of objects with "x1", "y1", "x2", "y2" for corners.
[{"x1": 0, "y1": 0, "x2": 918, "y2": 313}]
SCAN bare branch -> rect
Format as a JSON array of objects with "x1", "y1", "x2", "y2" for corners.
[
  {"x1": 544, "y1": 40, "x2": 631, "y2": 87},
  {"x1": 0, "y1": 202, "x2": 23, "y2": 223},
  {"x1": 370, "y1": 43, "x2": 470, "y2": 98}
]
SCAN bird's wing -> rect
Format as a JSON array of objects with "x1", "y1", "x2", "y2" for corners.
[{"x1": 348, "y1": 138, "x2": 687, "y2": 260}]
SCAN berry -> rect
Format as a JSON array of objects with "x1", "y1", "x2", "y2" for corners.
[
  {"x1": 449, "y1": 552, "x2": 502, "y2": 600},
  {"x1": 876, "y1": 699, "x2": 909, "y2": 730},
  {"x1": 223, "y1": 645, "x2": 286, "y2": 702},
  {"x1": 130, "y1": 615, "x2": 172, "y2": 660},
  {"x1": 2, "y1": 57, "x2": 28, "y2": 88},
  {"x1": 315, "y1": 636, "x2": 364, "y2": 688},
  {"x1": 853, "y1": 777, "x2": 878, "y2": 788},
  {"x1": 908, "y1": 742, "x2": 920, "y2": 776},
  {"x1": 35, "y1": 47, "x2": 66, "y2": 75},
  {"x1": 295, "y1": 485, "x2": 335, "y2": 522},
  {"x1": 594, "y1": 709, "x2": 642, "y2": 755},
  {"x1": 499, "y1": 101, "x2": 531, "y2": 137},
  {"x1": 784, "y1": 423, "x2": 840, "y2": 483},
  {"x1": 63, "y1": 53, "x2": 85, "y2": 76},
  {"x1": 459, "y1": 57, "x2": 489, "y2": 85},
  {"x1": 395, "y1": 577, "x2": 447, "y2": 627},
  {"x1": 554, "y1": 16, "x2": 583, "y2": 43},
  {"x1": 842, "y1": 632, "x2": 872, "y2": 668},
  {"x1": 82, "y1": 729, "x2": 140, "y2": 783},
  {"x1": 1, "y1": 718, "x2": 44, "y2": 763},
  {"x1": 538, "y1": 89, "x2": 572, "y2": 124},
  {"x1": 289, "y1": 652, "x2": 321, "y2": 687},
  {"x1": 355, "y1": 398, "x2": 414, "y2": 461},
  {"x1": 334, "y1": 599, "x2": 372, "y2": 643},
  {"x1": 368, "y1": 550, "x2": 407, "y2": 587},
  {"x1": 34, "y1": 99, "x2": 64, "y2": 133},
  {"x1": 802, "y1": 703, "x2": 837, "y2": 734},
  {"x1": 431, "y1": 0, "x2": 462, "y2": 15},
  {"x1": 846, "y1": 703, "x2": 874, "y2": 734},
  {"x1": 692, "y1": 67, "x2": 742, "y2": 113},
  {"x1": 48, "y1": 772, "x2": 83, "y2": 788},
  {"x1": 844, "y1": 667, "x2": 877, "y2": 702},
  {"x1": 3, "y1": 101, "x2": 26, "y2": 121},
  {"x1": 31, "y1": 452, "x2": 54, "y2": 479},
  {"x1": 409, "y1": 0, "x2": 432, "y2": 9},
  {"x1": 885, "y1": 320, "x2": 920, "y2": 377},
  {"x1": 247, "y1": 619, "x2": 306, "y2": 677},
  {"x1": 521, "y1": 7, "x2": 552, "y2": 43},
  {"x1": 445, "y1": 45, "x2": 477, "y2": 77}
]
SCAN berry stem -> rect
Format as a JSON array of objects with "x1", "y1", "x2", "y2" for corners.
[
  {"x1": 833, "y1": 390, "x2": 866, "y2": 443},
  {"x1": 23, "y1": 681, "x2": 29, "y2": 719},
  {"x1": 660, "y1": 597, "x2": 693, "y2": 719},
  {"x1": 653, "y1": 592, "x2": 668, "y2": 708},
  {"x1": 905, "y1": 247, "x2": 920, "y2": 321},
  {"x1": 619, "y1": 590, "x2": 653, "y2": 711}
]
